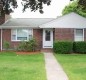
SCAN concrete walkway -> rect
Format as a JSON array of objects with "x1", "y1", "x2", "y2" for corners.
[{"x1": 43, "y1": 52, "x2": 68, "y2": 80}]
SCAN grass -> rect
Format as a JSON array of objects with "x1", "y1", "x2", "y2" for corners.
[
  {"x1": 55, "y1": 54, "x2": 86, "y2": 80},
  {"x1": 0, "y1": 52, "x2": 46, "y2": 80}
]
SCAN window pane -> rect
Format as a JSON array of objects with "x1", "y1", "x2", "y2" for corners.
[
  {"x1": 76, "y1": 29, "x2": 83, "y2": 36},
  {"x1": 17, "y1": 29, "x2": 28, "y2": 40},
  {"x1": 28, "y1": 29, "x2": 33, "y2": 40},
  {"x1": 45, "y1": 30, "x2": 50, "y2": 41},
  {"x1": 12, "y1": 35, "x2": 16, "y2": 40},
  {"x1": 11, "y1": 29, "x2": 16, "y2": 40},
  {"x1": 28, "y1": 29, "x2": 32, "y2": 35},
  {"x1": 75, "y1": 37, "x2": 83, "y2": 41},
  {"x1": 75, "y1": 29, "x2": 83, "y2": 41},
  {"x1": 17, "y1": 37, "x2": 27, "y2": 40},
  {"x1": 29, "y1": 35, "x2": 32, "y2": 40}
]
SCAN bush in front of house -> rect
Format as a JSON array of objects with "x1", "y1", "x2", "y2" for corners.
[
  {"x1": 53, "y1": 41, "x2": 73, "y2": 54},
  {"x1": 3, "y1": 41, "x2": 10, "y2": 51},
  {"x1": 73, "y1": 41, "x2": 86, "y2": 53},
  {"x1": 17, "y1": 38, "x2": 37, "y2": 52}
]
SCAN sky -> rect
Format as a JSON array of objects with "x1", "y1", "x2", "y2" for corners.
[{"x1": 11, "y1": 0, "x2": 70, "y2": 18}]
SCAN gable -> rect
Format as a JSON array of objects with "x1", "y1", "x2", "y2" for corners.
[{"x1": 39, "y1": 12, "x2": 86, "y2": 28}]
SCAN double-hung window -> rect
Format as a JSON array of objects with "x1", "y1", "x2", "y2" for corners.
[
  {"x1": 75, "y1": 29, "x2": 84, "y2": 41},
  {"x1": 11, "y1": 29, "x2": 33, "y2": 41}
]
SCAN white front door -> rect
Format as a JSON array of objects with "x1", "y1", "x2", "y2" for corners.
[{"x1": 43, "y1": 29, "x2": 53, "y2": 48}]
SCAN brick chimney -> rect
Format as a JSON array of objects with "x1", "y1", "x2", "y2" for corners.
[
  {"x1": 5, "y1": 14, "x2": 11, "y2": 21},
  {"x1": 0, "y1": 1, "x2": 5, "y2": 25}
]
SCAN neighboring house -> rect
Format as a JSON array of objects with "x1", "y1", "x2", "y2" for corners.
[{"x1": 0, "y1": 12, "x2": 86, "y2": 51}]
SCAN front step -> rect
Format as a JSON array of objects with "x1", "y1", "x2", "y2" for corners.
[{"x1": 41, "y1": 48, "x2": 53, "y2": 52}]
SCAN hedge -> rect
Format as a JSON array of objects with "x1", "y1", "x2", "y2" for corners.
[
  {"x1": 53, "y1": 41, "x2": 73, "y2": 54},
  {"x1": 73, "y1": 41, "x2": 86, "y2": 53}
]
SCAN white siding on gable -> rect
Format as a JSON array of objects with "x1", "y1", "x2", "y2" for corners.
[{"x1": 74, "y1": 29, "x2": 84, "y2": 41}]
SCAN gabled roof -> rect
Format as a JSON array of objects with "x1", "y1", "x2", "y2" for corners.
[
  {"x1": 0, "y1": 18, "x2": 54, "y2": 28},
  {"x1": 40, "y1": 12, "x2": 86, "y2": 28},
  {"x1": 1, "y1": 12, "x2": 86, "y2": 29}
]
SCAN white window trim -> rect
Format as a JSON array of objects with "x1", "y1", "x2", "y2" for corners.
[
  {"x1": 11, "y1": 29, "x2": 33, "y2": 41},
  {"x1": 74, "y1": 28, "x2": 84, "y2": 41}
]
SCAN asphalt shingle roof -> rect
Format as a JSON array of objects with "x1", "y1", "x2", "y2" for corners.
[
  {"x1": 40, "y1": 12, "x2": 86, "y2": 28},
  {"x1": 0, "y1": 18, "x2": 54, "y2": 28}
]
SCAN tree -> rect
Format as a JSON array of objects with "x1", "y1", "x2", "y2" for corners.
[
  {"x1": 0, "y1": 0, "x2": 17, "y2": 14},
  {"x1": 62, "y1": 0, "x2": 86, "y2": 17},
  {"x1": 0, "y1": 0, "x2": 86, "y2": 15},
  {"x1": 0, "y1": 0, "x2": 51, "y2": 14},
  {"x1": 78, "y1": 0, "x2": 86, "y2": 9}
]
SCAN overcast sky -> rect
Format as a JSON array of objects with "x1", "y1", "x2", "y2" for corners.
[{"x1": 11, "y1": 0, "x2": 70, "y2": 18}]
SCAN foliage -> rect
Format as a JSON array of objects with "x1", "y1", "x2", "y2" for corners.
[
  {"x1": 3, "y1": 41, "x2": 10, "y2": 50},
  {"x1": 0, "y1": 0, "x2": 17, "y2": 14},
  {"x1": 22, "y1": 0, "x2": 51, "y2": 14},
  {"x1": 62, "y1": 0, "x2": 86, "y2": 17},
  {"x1": 54, "y1": 41, "x2": 86, "y2": 54},
  {"x1": 0, "y1": 0, "x2": 86, "y2": 15},
  {"x1": 73, "y1": 41, "x2": 86, "y2": 53},
  {"x1": 78, "y1": 0, "x2": 86, "y2": 10},
  {"x1": 0, "y1": 0, "x2": 51, "y2": 14},
  {"x1": 17, "y1": 38, "x2": 37, "y2": 52},
  {"x1": 53, "y1": 41, "x2": 73, "y2": 54}
]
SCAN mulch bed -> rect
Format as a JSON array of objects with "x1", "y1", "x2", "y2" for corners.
[{"x1": 16, "y1": 51, "x2": 41, "y2": 55}]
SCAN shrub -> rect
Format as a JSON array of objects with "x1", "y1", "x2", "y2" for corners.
[
  {"x1": 17, "y1": 38, "x2": 37, "y2": 52},
  {"x1": 28, "y1": 39, "x2": 37, "y2": 51},
  {"x1": 73, "y1": 41, "x2": 86, "y2": 53},
  {"x1": 17, "y1": 41, "x2": 27, "y2": 51},
  {"x1": 3, "y1": 41, "x2": 10, "y2": 50},
  {"x1": 53, "y1": 41, "x2": 73, "y2": 54}
]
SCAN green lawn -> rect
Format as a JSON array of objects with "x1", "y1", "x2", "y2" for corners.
[
  {"x1": 0, "y1": 52, "x2": 46, "y2": 80},
  {"x1": 55, "y1": 54, "x2": 86, "y2": 80}
]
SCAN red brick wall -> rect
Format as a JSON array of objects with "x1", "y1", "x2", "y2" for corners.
[
  {"x1": 2, "y1": 29, "x2": 42, "y2": 50},
  {"x1": 2, "y1": 29, "x2": 20, "y2": 50},
  {"x1": 55, "y1": 28, "x2": 74, "y2": 41},
  {"x1": 1, "y1": 28, "x2": 86, "y2": 51},
  {"x1": 33, "y1": 29, "x2": 42, "y2": 50}
]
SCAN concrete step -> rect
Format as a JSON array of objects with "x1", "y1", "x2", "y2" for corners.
[{"x1": 41, "y1": 48, "x2": 53, "y2": 52}]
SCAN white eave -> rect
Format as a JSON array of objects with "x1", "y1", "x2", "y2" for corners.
[{"x1": 39, "y1": 12, "x2": 86, "y2": 28}]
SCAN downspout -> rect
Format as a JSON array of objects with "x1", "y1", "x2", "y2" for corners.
[{"x1": 1, "y1": 28, "x2": 2, "y2": 51}]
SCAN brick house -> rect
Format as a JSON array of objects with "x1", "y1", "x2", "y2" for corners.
[{"x1": 0, "y1": 12, "x2": 86, "y2": 51}]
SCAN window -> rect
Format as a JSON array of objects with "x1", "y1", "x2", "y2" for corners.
[
  {"x1": 75, "y1": 29, "x2": 84, "y2": 41},
  {"x1": 45, "y1": 30, "x2": 51, "y2": 41},
  {"x1": 11, "y1": 29, "x2": 33, "y2": 41}
]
